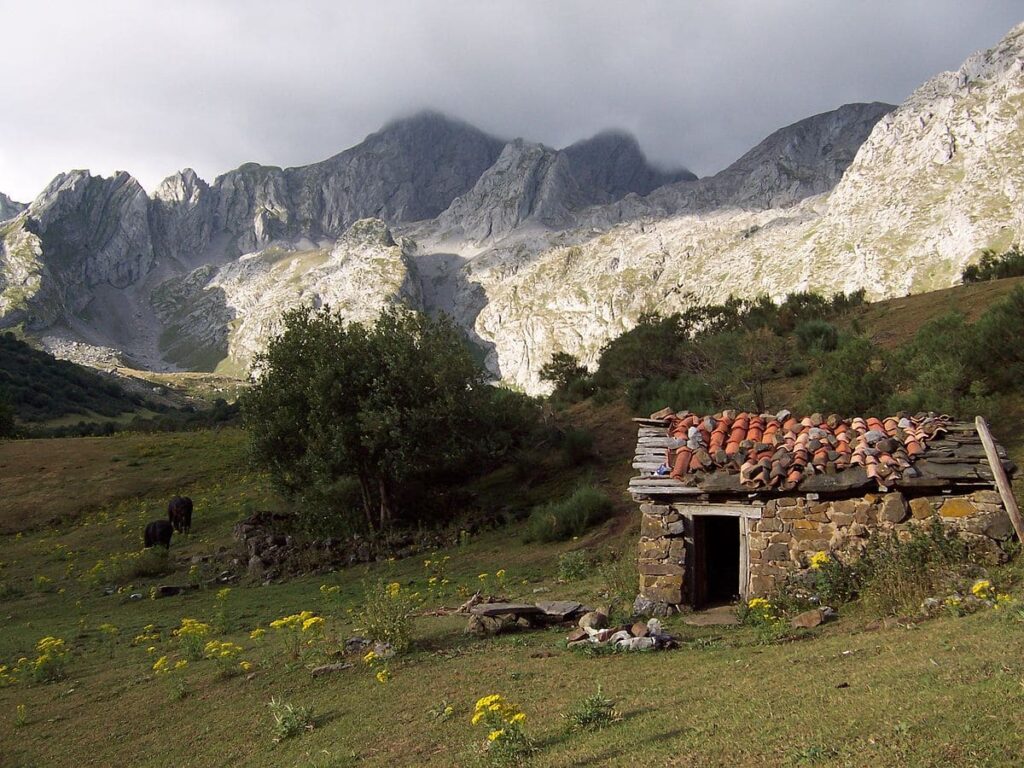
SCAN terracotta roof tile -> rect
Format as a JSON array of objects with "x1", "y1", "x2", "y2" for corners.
[{"x1": 657, "y1": 410, "x2": 955, "y2": 491}]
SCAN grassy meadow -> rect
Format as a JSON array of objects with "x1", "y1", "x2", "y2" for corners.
[{"x1": 1, "y1": 422, "x2": 1024, "y2": 768}]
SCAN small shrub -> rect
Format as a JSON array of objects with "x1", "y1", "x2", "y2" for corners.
[
  {"x1": 357, "y1": 581, "x2": 418, "y2": 654},
  {"x1": 524, "y1": 484, "x2": 614, "y2": 543},
  {"x1": 268, "y1": 697, "x2": 314, "y2": 742},
  {"x1": 153, "y1": 655, "x2": 190, "y2": 700},
  {"x1": 173, "y1": 618, "x2": 211, "y2": 661},
  {"x1": 562, "y1": 685, "x2": 619, "y2": 732},
  {"x1": 557, "y1": 551, "x2": 592, "y2": 581},
  {"x1": 597, "y1": 544, "x2": 638, "y2": 624},
  {"x1": 29, "y1": 637, "x2": 69, "y2": 683},
  {"x1": 739, "y1": 598, "x2": 789, "y2": 644},
  {"x1": 858, "y1": 521, "x2": 968, "y2": 618},
  {"x1": 471, "y1": 694, "x2": 533, "y2": 766},
  {"x1": 808, "y1": 552, "x2": 861, "y2": 605},
  {"x1": 795, "y1": 319, "x2": 839, "y2": 353},
  {"x1": 203, "y1": 639, "x2": 247, "y2": 677},
  {"x1": 428, "y1": 700, "x2": 455, "y2": 722},
  {"x1": 14, "y1": 704, "x2": 27, "y2": 728},
  {"x1": 269, "y1": 611, "x2": 325, "y2": 659}
]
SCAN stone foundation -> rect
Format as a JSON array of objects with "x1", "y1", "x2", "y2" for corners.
[{"x1": 637, "y1": 490, "x2": 1013, "y2": 608}]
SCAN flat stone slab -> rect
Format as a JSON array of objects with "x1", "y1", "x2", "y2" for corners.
[
  {"x1": 469, "y1": 602, "x2": 544, "y2": 618},
  {"x1": 534, "y1": 600, "x2": 584, "y2": 620},
  {"x1": 683, "y1": 605, "x2": 740, "y2": 627}
]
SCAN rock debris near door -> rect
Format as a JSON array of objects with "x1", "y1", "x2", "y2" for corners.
[{"x1": 628, "y1": 409, "x2": 1018, "y2": 614}]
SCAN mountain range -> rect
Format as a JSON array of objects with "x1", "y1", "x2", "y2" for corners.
[{"x1": 2, "y1": 21, "x2": 1024, "y2": 392}]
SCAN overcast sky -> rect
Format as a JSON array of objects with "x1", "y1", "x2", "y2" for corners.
[{"x1": 1, "y1": 1, "x2": 1021, "y2": 202}]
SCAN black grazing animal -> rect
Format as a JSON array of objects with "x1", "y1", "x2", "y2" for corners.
[
  {"x1": 168, "y1": 495, "x2": 194, "y2": 534},
  {"x1": 144, "y1": 519, "x2": 174, "y2": 549}
]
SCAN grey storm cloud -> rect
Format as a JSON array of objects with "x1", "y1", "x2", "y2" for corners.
[{"x1": 1, "y1": 0, "x2": 1021, "y2": 201}]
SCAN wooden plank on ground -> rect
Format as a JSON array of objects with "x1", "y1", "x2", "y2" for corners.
[{"x1": 975, "y1": 416, "x2": 1024, "y2": 543}]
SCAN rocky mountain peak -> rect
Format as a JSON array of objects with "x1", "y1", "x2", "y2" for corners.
[
  {"x1": 0, "y1": 191, "x2": 26, "y2": 222},
  {"x1": 563, "y1": 129, "x2": 697, "y2": 198},
  {"x1": 153, "y1": 168, "x2": 209, "y2": 204}
]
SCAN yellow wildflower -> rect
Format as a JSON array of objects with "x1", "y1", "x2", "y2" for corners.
[
  {"x1": 971, "y1": 580, "x2": 993, "y2": 599},
  {"x1": 510, "y1": 712, "x2": 526, "y2": 724},
  {"x1": 173, "y1": 660, "x2": 188, "y2": 671},
  {"x1": 496, "y1": 569, "x2": 506, "y2": 579},
  {"x1": 478, "y1": 573, "x2": 488, "y2": 581},
  {"x1": 146, "y1": 646, "x2": 156, "y2": 654},
  {"x1": 487, "y1": 729, "x2": 504, "y2": 742},
  {"x1": 239, "y1": 660, "x2": 253, "y2": 672},
  {"x1": 809, "y1": 551, "x2": 830, "y2": 570},
  {"x1": 152, "y1": 655, "x2": 169, "y2": 674},
  {"x1": 216, "y1": 587, "x2": 231, "y2": 601},
  {"x1": 301, "y1": 616, "x2": 324, "y2": 632},
  {"x1": 375, "y1": 669, "x2": 390, "y2": 684},
  {"x1": 386, "y1": 582, "x2": 401, "y2": 598},
  {"x1": 363, "y1": 650, "x2": 378, "y2": 665},
  {"x1": 249, "y1": 628, "x2": 266, "y2": 640}
]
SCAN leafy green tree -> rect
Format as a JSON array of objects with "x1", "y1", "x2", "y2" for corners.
[
  {"x1": 803, "y1": 336, "x2": 891, "y2": 414},
  {"x1": 243, "y1": 306, "x2": 494, "y2": 532},
  {"x1": 539, "y1": 352, "x2": 594, "y2": 402},
  {"x1": 972, "y1": 285, "x2": 1024, "y2": 393}
]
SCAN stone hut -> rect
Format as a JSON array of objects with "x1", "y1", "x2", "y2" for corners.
[{"x1": 628, "y1": 409, "x2": 1021, "y2": 611}]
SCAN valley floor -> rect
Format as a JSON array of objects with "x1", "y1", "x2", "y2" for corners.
[{"x1": 2, "y1": 428, "x2": 1024, "y2": 767}]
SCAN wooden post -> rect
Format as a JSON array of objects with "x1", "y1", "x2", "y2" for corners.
[{"x1": 975, "y1": 416, "x2": 1024, "y2": 543}]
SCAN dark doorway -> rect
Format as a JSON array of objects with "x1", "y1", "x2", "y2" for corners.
[{"x1": 691, "y1": 516, "x2": 740, "y2": 608}]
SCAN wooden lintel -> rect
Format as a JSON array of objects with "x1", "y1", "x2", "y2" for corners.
[{"x1": 673, "y1": 503, "x2": 763, "y2": 519}]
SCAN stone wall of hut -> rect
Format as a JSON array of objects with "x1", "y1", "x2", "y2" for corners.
[{"x1": 637, "y1": 490, "x2": 1014, "y2": 607}]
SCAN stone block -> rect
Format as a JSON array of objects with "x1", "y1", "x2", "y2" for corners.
[
  {"x1": 777, "y1": 498, "x2": 798, "y2": 508},
  {"x1": 764, "y1": 543, "x2": 789, "y2": 561},
  {"x1": 748, "y1": 534, "x2": 767, "y2": 551},
  {"x1": 970, "y1": 490, "x2": 1002, "y2": 506},
  {"x1": 828, "y1": 511, "x2": 854, "y2": 527},
  {"x1": 665, "y1": 520, "x2": 686, "y2": 535},
  {"x1": 640, "y1": 503, "x2": 671, "y2": 516},
  {"x1": 793, "y1": 526, "x2": 828, "y2": 541},
  {"x1": 810, "y1": 502, "x2": 831, "y2": 517},
  {"x1": 641, "y1": 514, "x2": 668, "y2": 538},
  {"x1": 639, "y1": 562, "x2": 684, "y2": 576},
  {"x1": 792, "y1": 519, "x2": 818, "y2": 529},
  {"x1": 848, "y1": 522, "x2": 868, "y2": 537},
  {"x1": 638, "y1": 538, "x2": 669, "y2": 560},
  {"x1": 854, "y1": 502, "x2": 875, "y2": 524},
  {"x1": 879, "y1": 493, "x2": 908, "y2": 524},
  {"x1": 940, "y1": 498, "x2": 978, "y2": 518},
  {"x1": 667, "y1": 540, "x2": 686, "y2": 560},
  {"x1": 831, "y1": 499, "x2": 857, "y2": 518},
  {"x1": 749, "y1": 575, "x2": 776, "y2": 595},
  {"x1": 757, "y1": 517, "x2": 783, "y2": 533},
  {"x1": 779, "y1": 506, "x2": 804, "y2": 520},
  {"x1": 909, "y1": 497, "x2": 934, "y2": 520}
]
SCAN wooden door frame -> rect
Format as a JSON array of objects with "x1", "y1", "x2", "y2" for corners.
[{"x1": 674, "y1": 504, "x2": 763, "y2": 602}]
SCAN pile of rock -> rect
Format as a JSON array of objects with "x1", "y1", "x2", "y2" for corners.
[
  {"x1": 566, "y1": 612, "x2": 677, "y2": 651},
  {"x1": 232, "y1": 511, "x2": 457, "y2": 581}
]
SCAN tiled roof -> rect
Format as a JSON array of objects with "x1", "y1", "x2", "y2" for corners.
[{"x1": 630, "y1": 409, "x2": 1013, "y2": 497}]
